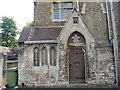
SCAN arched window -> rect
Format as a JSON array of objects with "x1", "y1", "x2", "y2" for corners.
[
  {"x1": 33, "y1": 47, "x2": 39, "y2": 66},
  {"x1": 41, "y1": 47, "x2": 48, "y2": 66},
  {"x1": 50, "y1": 47, "x2": 56, "y2": 66}
]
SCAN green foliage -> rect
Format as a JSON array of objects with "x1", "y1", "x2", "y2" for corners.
[
  {"x1": 0, "y1": 16, "x2": 19, "y2": 48},
  {"x1": 25, "y1": 21, "x2": 34, "y2": 28}
]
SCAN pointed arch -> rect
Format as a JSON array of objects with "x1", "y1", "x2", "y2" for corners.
[
  {"x1": 58, "y1": 7, "x2": 95, "y2": 46},
  {"x1": 68, "y1": 31, "x2": 86, "y2": 47},
  {"x1": 33, "y1": 47, "x2": 39, "y2": 66},
  {"x1": 41, "y1": 47, "x2": 48, "y2": 66},
  {"x1": 50, "y1": 46, "x2": 56, "y2": 66},
  {"x1": 68, "y1": 31, "x2": 86, "y2": 84}
]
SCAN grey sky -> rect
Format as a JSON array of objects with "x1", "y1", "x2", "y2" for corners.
[{"x1": 0, "y1": 0, "x2": 34, "y2": 30}]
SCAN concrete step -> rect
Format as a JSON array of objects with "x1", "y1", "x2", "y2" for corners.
[
  {"x1": 2, "y1": 87, "x2": 120, "y2": 90},
  {"x1": 1, "y1": 84, "x2": 119, "y2": 90}
]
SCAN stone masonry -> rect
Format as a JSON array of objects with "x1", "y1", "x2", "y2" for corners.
[{"x1": 18, "y1": 1, "x2": 118, "y2": 87}]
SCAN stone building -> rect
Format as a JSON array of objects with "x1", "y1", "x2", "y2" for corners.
[
  {"x1": 0, "y1": 46, "x2": 10, "y2": 87},
  {"x1": 18, "y1": 0, "x2": 119, "y2": 87}
]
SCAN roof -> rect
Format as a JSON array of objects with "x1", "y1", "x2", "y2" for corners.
[
  {"x1": 27, "y1": 27, "x2": 62, "y2": 41},
  {"x1": 18, "y1": 27, "x2": 62, "y2": 44},
  {"x1": 0, "y1": 46, "x2": 10, "y2": 55},
  {"x1": 18, "y1": 27, "x2": 31, "y2": 43}
]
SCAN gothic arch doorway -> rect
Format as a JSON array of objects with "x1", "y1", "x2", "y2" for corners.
[{"x1": 68, "y1": 32, "x2": 86, "y2": 84}]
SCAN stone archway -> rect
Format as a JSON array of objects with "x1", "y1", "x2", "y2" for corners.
[
  {"x1": 68, "y1": 32, "x2": 86, "y2": 84},
  {"x1": 58, "y1": 9, "x2": 95, "y2": 84}
]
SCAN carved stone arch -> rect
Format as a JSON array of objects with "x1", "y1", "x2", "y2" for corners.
[
  {"x1": 58, "y1": 8, "x2": 95, "y2": 48},
  {"x1": 59, "y1": 27, "x2": 95, "y2": 48},
  {"x1": 67, "y1": 31, "x2": 86, "y2": 84},
  {"x1": 68, "y1": 31, "x2": 86, "y2": 48}
]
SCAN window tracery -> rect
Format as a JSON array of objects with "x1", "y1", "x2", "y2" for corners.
[
  {"x1": 50, "y1": 47, "x2": 56, "y2": 66},
  {"x1": 41, "y1": 47, "x2": 48, "y2": 66},
  {"x1": 33, "y1": 47, "x2": 39, "y2": 66}
]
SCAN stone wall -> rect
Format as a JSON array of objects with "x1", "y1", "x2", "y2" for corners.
[
  {"x1": 18, "y1": 1, "x2": 117, "y2": 87},
  {"x1": 114, "y1": 2, "x2": 120, "y2": 85},
  {"x1": 18, "y1": 44, "x2": 60, "y2": 87},
  {"x1": 82, "y1": 2, "x2": 109, "y2": 43},
  {"x1": 89, "y1": 46, "x2": 115, "y2": 85},
  {"x1": 57, "y1": 43, "x2": 115, "y2": 86},
  {"x1": 0, "y1": 53, "x2": 3, "y2": 87},
  {"x1": 57, "y1": 4, "x2": 115, "y2": 85},
  {"x1": 0, "y1": 53, "x2": 7, "y2": 87},
  {"x1": 18, "y1": 45, "x2": 115, "y2": 86},
  {"x1": 34, "y1": 2, "x2": 65, "y2": 27},
  {"x1": 34, "y1": 2, "x2": 110, "y2": 43}
]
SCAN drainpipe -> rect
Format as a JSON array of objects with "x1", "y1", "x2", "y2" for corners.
[
  {"x1": 110, "y1": 0, "x2": 119, "y2": 85},
  {"x1": 77, "y1": 0, "x2": 80, "y2": 12},
  {"x1": 106, "y1": 0, "x2": 112, "y2": 41}
]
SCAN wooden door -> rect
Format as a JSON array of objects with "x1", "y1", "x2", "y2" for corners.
[{"x1": 69, "y1": 46, "x2": 85, "y2": 84}]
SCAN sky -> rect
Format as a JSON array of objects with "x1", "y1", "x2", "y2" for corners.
[{"x1": 0, "y1": 0, "x2": 34, "y2": 31}]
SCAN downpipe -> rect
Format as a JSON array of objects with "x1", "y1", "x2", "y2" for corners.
[
  {"x1": 110, "y1": 0, "x2": 119, "y2": 85},
  {"x1": 77, "y1": 0, "x2": 80, "y2": 12},
  {"x1": 106, "y1": 0, "x2": 112, "y2": 41}
]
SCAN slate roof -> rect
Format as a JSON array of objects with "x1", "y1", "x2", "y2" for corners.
[
  {"x1": 27, "y1": 27, "x2": 62, "y2": 41},
  {"x1": 18, "y1": 27, "x2": 31, "y2": 43},
  {"x1": 18, "y1": 27, "x2": 62, "y2": 44}
]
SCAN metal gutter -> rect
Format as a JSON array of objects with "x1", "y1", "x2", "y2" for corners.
[
  {"x1": 106, "y1": 0, "x2": 112, "y2": 41},
  {"x1": 77, "y1": 0, "x2": 80, "y2": 12},
  {"x1": 110, "y1": 0, "x2": 119, "y2": 84}
]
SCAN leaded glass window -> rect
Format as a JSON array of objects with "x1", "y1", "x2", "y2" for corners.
[
  {"x1": 33, "y1": 47, "x2": 39, "y2": 66},
  {"x1": 50, "y1": 47, "x2": 56, "y2": 66},
  {"x1": 41, "y1": 47, "x2": 48, "y2": 66}
]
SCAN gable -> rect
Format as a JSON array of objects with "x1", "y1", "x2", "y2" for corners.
[
  {"x1": 58, "y1": 8, "x2": 95, "y2": 44},
  {"x1": 18, "y1": 27, "x2": 31, "y2": 43}
]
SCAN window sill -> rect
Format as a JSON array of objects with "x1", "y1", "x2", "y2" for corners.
[
  {"x1": 33, "y1": 65, "x2": 57, "y2": 67},
  {"x1": 52, "y1": 19, "x2": 66, "y2": 22}
]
